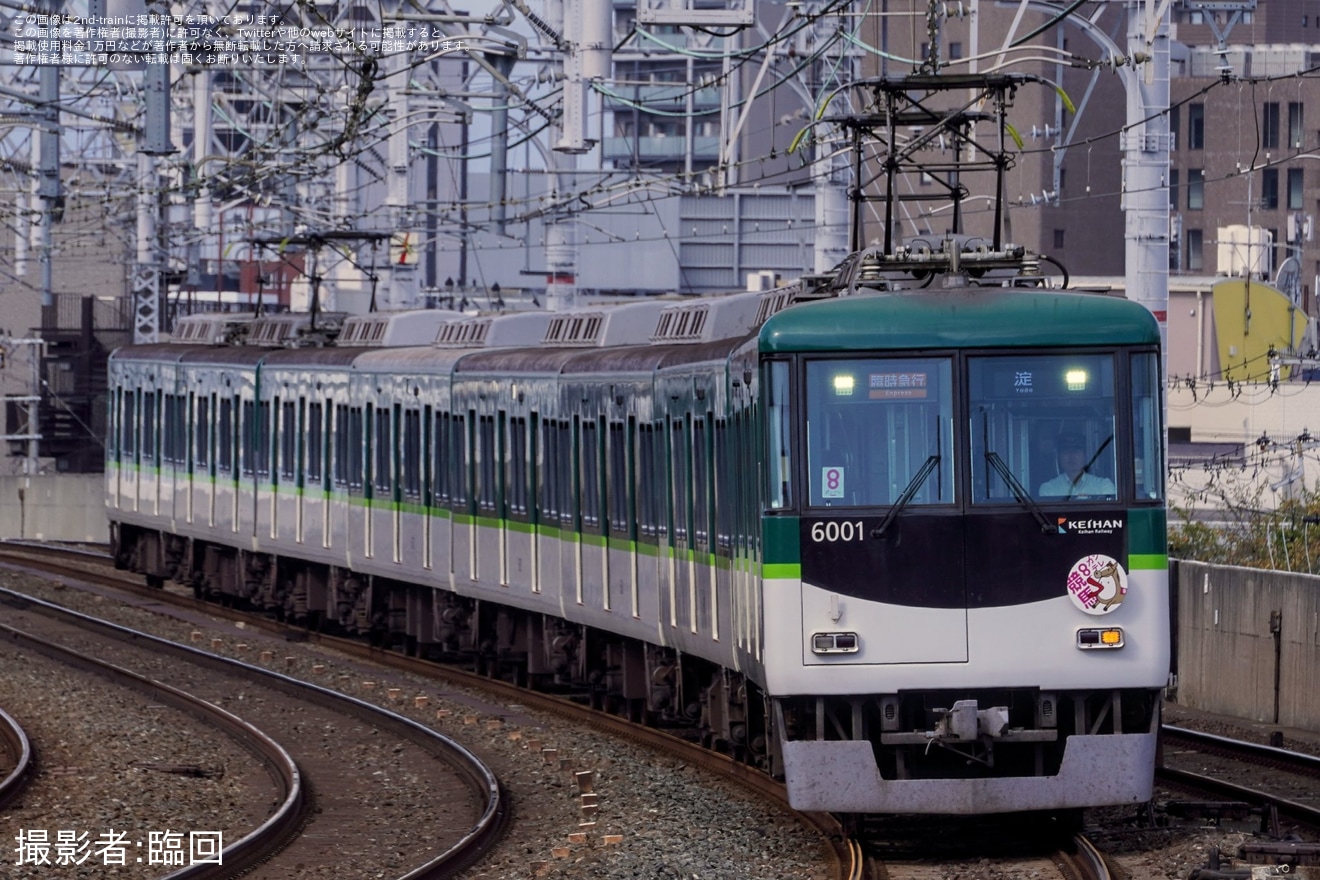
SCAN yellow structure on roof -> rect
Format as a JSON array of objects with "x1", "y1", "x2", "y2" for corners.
[{"x1": 1211, "y1": 279, "x2": 1306, "y2": 382}]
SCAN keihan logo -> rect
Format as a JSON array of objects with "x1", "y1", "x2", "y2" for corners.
[{"x1": 1057, "y1": 517, "x2": 1068, "y2": 534}]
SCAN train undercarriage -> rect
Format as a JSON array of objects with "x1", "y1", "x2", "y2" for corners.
[{"x1": 110, "y1": 522, "x2": 780, "y2": 776}]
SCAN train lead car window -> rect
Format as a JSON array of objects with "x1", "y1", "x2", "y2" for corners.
[
  {"x1": 1131, "y1": 353, "x2": 1164, "y2": 501},
  {"x1": 804, "y1": 357, "x2": 954, "y2": 508},
  {"x1": 765, "y1": 361, "x2": 793, "y2": 510},
  {"x1": 968, "y1": 354, "x2": 1117, "y2": 504}
]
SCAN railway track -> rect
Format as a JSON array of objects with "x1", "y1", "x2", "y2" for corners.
[
  {"x1": 853, "y1": 813, "x2": 1115, "y2": 880},
  {"x1": 0, "y1": 581, "x2": 506, "y2": 879},
  {"x1": 0, "y1": 702, "x2": 33, "y2": 810},
  {"x1": 0, "y1": 616, "x2": 304, "y2": 877},
  {"x1": 0, "y1": 541, "x2": 852, "y2": 879},
  {"x1": 1159, "y1": 725, "x2": 1320, "y2": 830}
]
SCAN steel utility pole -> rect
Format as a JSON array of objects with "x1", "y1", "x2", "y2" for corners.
[{"x1": 134, "y1": 53, "x2": 175, "y2": 343}]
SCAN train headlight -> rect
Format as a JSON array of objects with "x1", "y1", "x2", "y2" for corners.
[
  {"x1": 1065, "y1": 369, "x2": 1088, "y2": 391},
  {"x1": 1076, "y1": 627, "x2": 1124, "y2": 649},
  {"x1": 812, "y1": 632, "x2": 859, "y2": 654},
  {"x1": 832, "y1": 374, "x2": 855, "y2": 396}
]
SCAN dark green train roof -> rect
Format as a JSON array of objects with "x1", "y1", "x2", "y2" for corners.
[{"x1": 759, "y1": 288, "x2": 1160, "y2": 352}]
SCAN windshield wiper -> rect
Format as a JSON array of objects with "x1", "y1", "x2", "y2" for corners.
[
  {"x1": 872, "y1": 455, "x2": 940, "y2": 537},
  {"x1": 985, "y1": 451, "x2": 1054, "y2": 533}
]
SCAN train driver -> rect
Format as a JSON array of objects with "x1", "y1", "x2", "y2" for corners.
[{"x1": 1038, "y1": 431, "x2": 1115, "y2": 500}]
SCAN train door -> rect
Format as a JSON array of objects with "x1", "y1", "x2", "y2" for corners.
[
  {"x1": 399, "y1": 404, "x2": 423, "y2": 567},
  {"x1": 605, "y1": 418, "x2": 636, "y2": 618},
  {"x1": 537, "y1": 418, "x2": 568, "y2": 603},
  {"x1": 118, "y1": 385, "x2": 138, "y2": 512},
  {"x1": 797, "y1": 356, "x2": 967, "y2": 665},
  {"x1": 187, "y1": 391, "x2": 202, "y2": 526},
  {"x1": 504, "y1": 412, "x2": 535, "y2": 593},
  {"x1": 693, "y1": 411, "x2": 715, "y2": 641},
  {"x1": 635, "y1": 422, "x2": 663, "y2": 627},
  {"x1": 670, "y1": 417, "x2": 692, "y2": 634}
]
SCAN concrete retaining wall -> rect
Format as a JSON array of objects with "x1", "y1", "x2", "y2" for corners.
[
  {"x1": 0, "y1": 475, "x2": 108, "y2": 543},
  {"x1": 1176, "y1": 560, "x2": 1320, "y2": 730}
]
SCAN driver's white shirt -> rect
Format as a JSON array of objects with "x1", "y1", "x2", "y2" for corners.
[{"x1": 1038, "y1": 471, "x2": 1115, "y2": 498}]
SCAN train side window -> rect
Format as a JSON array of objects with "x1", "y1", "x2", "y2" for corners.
[
  {"x1": 607, "y1": 420, "x2": 628, "y2": 535},
  {"x1": 714, "y1": 417, "x2": 732, "y2": 553},
  {"x1": 508, "y1": 416, "x2": 528, "y2": 516},
  {"x1": 671, "y1": 419, "x2": 689, "y2": 542},
  {"x1": 195, "y1": 395, "x2": 209, "y2": 471},
  {"x1": 240, "y1": 400, "x2": 254, "y2": 475},
  {"x1": 477, "y1": 415, "x2": 497, "y2": 513},
  {"x1": 539, "y1": 418, "x2": 557, "y2": 521},
  {"x1": 451, "y1": 413, "x2": 468, "y2": 506},
  {"x1": 580, "y1": 418, "x2": 600, "y2": 530},
  {"x1": 161, "y1": 394, "x2": 174, "y2": 463},
  {"x1": 1130, "y1": 352, "x2": 1164, "y2": 501},
  {"x1": 433, "y1": 412, "x2": 449, "y2": 504},
  {"x1": 403, "y1": 408, "x2": 422, "y2": 499},
  {"x1": 281, "y1": 400, "x2": 297, "y2": 482},
  {"x1": 693, "y1": 416, "x2": 710, "y2": 549},
  {"x1": 349, "y1": 407, "x2": 365, "y2": 490},
  {"x1": 162, "y1": 394, "x2": 178, "y2": 464},
  {"x1": 764, "y1": 361, "x2": 794, "y2": 510},
  {"x1": 217, "y1": 397, "x2": 233, "y2": 473},
  {"x1": 333, "y1": 404, "x2": 349, "y2": 487},
  {"x1": 309, "y1": 402, "x2": 324, "y2": 485},
  {"x1": 143, "y1": 391, "x2": 157, "y2": 465},
  {"x1": 637, "y1": 423, "x2": 655, "y2": 538},
  {"x1": 119, "y1": 389, "x2": 134, "y2": 461},
  {"x1": 556, "y1": 420, "x2": 572, "y2": 526},
  {"x1": 257, "y1": 400, "x2": 271, "y2": 477},
  {"x1": 375, "y1": 405, "x2": 392, "y2": 494}
]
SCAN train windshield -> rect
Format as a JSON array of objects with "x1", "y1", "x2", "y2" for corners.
[
  {"x1": 804, "y1": 357, "x2": 954, "y2": 507},
  {"x1": 968, "y1": 354, "x2": 1117, "y2": 503}
]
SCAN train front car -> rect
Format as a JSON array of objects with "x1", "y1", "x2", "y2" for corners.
[{"x1": 757, "y1": 288, "x2": 1167, "y2": 815}]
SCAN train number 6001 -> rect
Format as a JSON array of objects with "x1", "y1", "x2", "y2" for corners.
[{"x1": 809, "y1": 521, "x2": 864, "y2": 542}]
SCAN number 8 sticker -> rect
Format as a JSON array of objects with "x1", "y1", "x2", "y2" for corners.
[{"x1": 821, "y1": 466, "x2": 844, "y2": 498}]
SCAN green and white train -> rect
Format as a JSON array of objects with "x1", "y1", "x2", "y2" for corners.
[{"x1": 107, "y1": 254, "x2": 1168, "y2": 815}]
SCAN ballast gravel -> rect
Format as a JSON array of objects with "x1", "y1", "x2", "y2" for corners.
[{"x1": 0, "y1": 567, "x2": 831, "y2": 880}]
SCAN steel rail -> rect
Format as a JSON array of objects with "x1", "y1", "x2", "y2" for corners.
[
  {"x1": 0, "y1": 584, "x2": 509, "y2": 880},
  {"x1": 0, "y1": 703, "x2": 33, "y2": 810}
]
